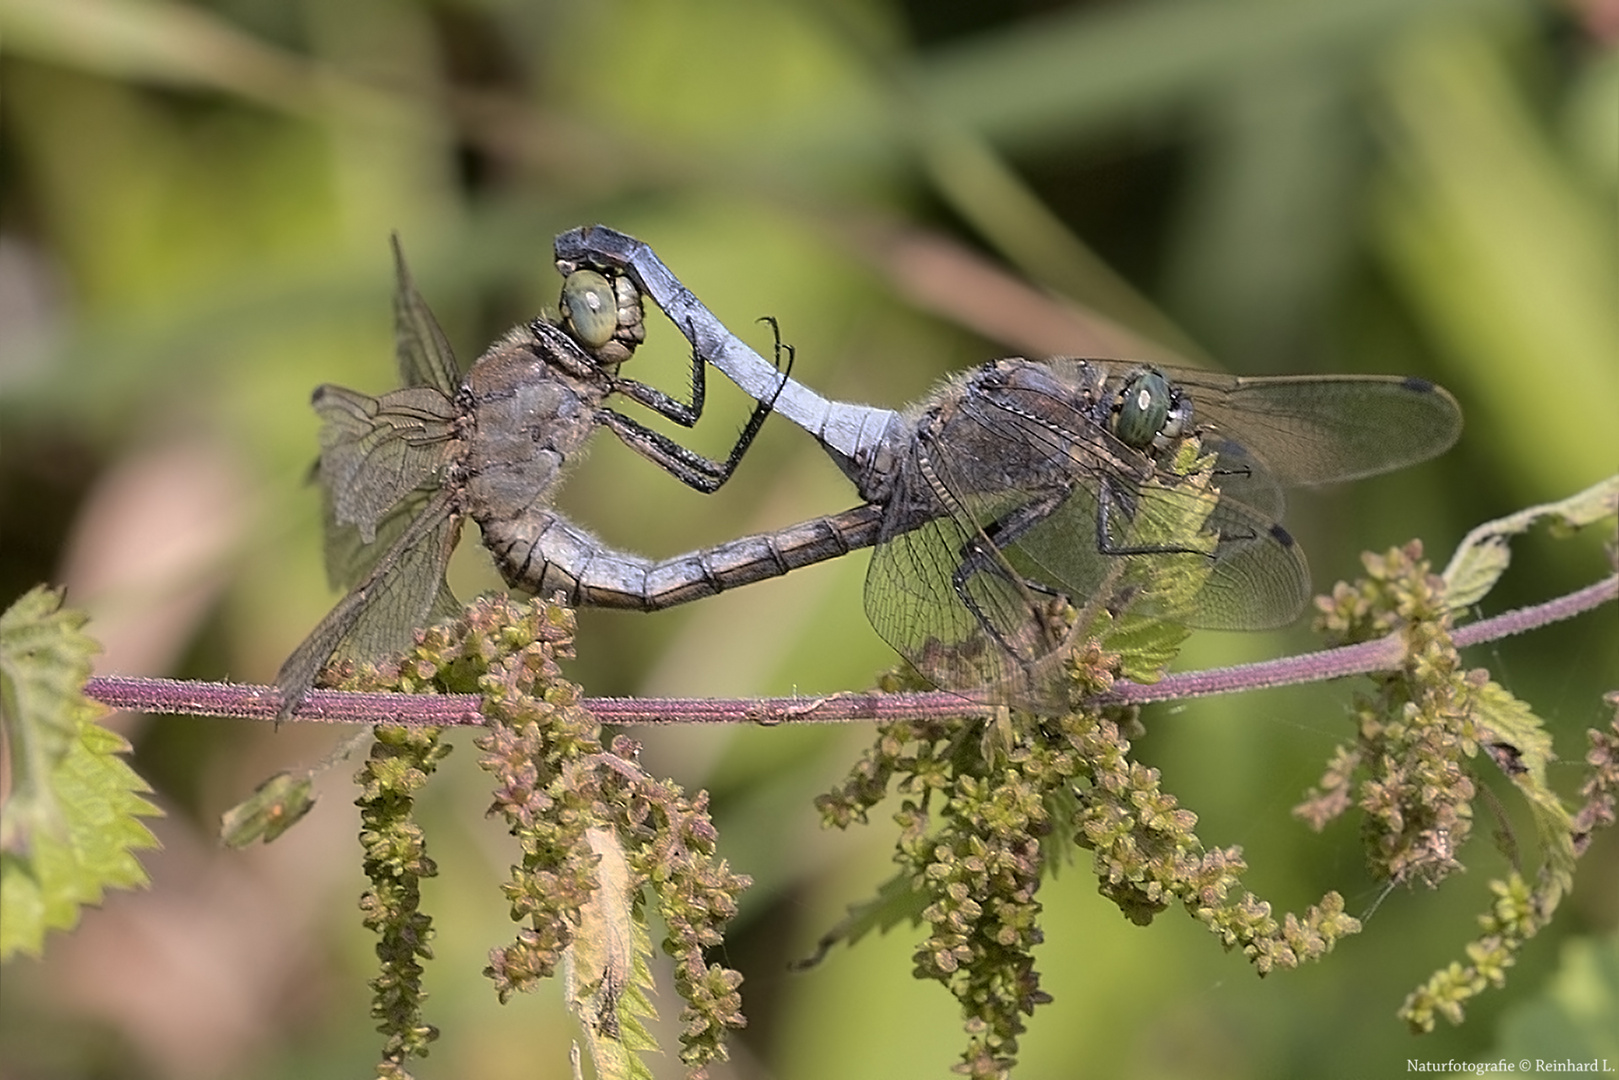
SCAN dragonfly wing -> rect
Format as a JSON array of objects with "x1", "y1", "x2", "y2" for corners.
[
  {"x1": 865, "y1": 502, "x2": 1067, "y2": 707},
  {"x1": 329, "y1": 497, "x2": 463, "y2": 668},
  {"x1": 996, "y1": 439, "x2": 1309, "y2": 632},
  {"x1": 323, "y1": 482, "x2": 443, "y2": 592},
  {"x1": 391, "y1": 235, "x2": 461, "y2": 394},
  {"x1": 277, "y1": 489, "x2": 463, "y2": 719},
  {"x1": 1182, "y1": 493, "x2": 1309, "y2": 629},
  {"x1": 864, "y1": 391, "x2": 1106, "y2": 706},
  {"x1": 999, "y1": 473, "x2": 1223, "y2": 624},
  {"x1": 1173, "y1": 370, "x2": 1462, "y2": 486},
  {"x1": 1201, "y1": 435, "x2": 1285, "y2": 522},
  {"x1": 313, "y1": 384, "x2": 460, "y2": 543}
]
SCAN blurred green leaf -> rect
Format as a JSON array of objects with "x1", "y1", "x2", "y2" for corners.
[
  {"x1": 1492, "y1": 932, "x2": 1619, "y2": 1066},
  {"x1": 791, "y1": 868, "x2": 931, "y2": 971},
  {"x1": 1376, "y1": 20, "x2": 1619, "y2": 496},
  {"x1": 3, "y1": 0, "x2": 370, "y2": 114},
  {"x1": 0, "y1": 588, "x2": 161, "y2": 959},
  {"x1": 915, "y1": 0, "x2": 1511, "y2": 149}
]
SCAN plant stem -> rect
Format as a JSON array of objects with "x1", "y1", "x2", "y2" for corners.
[{"x1": 83, "y1": 574, "x2": 1616, "y2": 727}]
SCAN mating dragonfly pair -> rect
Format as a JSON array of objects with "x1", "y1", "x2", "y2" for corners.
[{"x1": 275, "y1": 227, "x2": 1462, "y2": 718}]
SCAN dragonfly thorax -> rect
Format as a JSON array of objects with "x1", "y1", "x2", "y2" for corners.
[{"x1": 463, "y1": 322, "x2": 612, "y2": 521}]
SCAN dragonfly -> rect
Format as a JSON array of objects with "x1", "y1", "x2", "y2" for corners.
[
  {"x1": 548, "y1": 225, "x2": 1465, "y2": 706},
  {"x1": 274, "y1": 237, "x2": 791, "y2": 718}
]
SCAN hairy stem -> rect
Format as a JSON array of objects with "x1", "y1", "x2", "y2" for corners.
[{"x1": 84, "y1": 574, "x2": 1616, "y2": 727}]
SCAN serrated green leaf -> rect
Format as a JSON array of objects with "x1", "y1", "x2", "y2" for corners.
[
  {"x1": 0, "y1": 586, "x2": 162, "y2": 960},
  {"x1": 1, "y1": 720, "x2": 162, "y2": 959},
  {"x1": 220, "y1": 771, "x2": 318, "y2": 848},
  {"x1": 1098, "y1": 608, "x2": 1193, "y2": 685},
  {"x1": 565, "y1": 825, "x2": 659, "y2": 1080},
  {"x1": 1093, "y1": 442, "x2": 1216, "y2": 681},
  {"x1": 1040, "y1": 785, "x2": 1083, "y2": 877},
  {"x1": 1474, "y1": 680, "x2": 1576, "y2": 894},
  {"x1": 1, "y1": 585, "x2": 101, "y2": 854},
  {"x1": 1441, "y1": 475, "x2": 1619, "y2": 610}
]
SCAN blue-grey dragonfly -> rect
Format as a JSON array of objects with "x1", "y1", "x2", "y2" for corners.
[{"x1": 544, "y1": 226, "x2": 1463, "y2": 705}]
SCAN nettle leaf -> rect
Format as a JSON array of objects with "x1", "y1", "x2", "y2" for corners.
[
  {"x1": 790, "y1": 868, "x2": 932, "y2": 971},
  {"x1": 1442, "y1": 474, "x2": 1618, "y2": 610},
  {"x1": 1092, "y1": 440, "x2": 1218, "y2": 682},
  {"x1": 1, "y1": 585, "x2": 96, "y2": 855},
  {"x1": 565, "y1": 825, "x2": 658, "y2": 1080},
  {"x1": 1, "y1": 586, "x2": 161, "y2": 959},
  {"x1": 1474, "y1": 680, "x2": 1576, "y2": 894}
]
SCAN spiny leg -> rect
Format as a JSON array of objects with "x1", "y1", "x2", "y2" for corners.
[
  {"x1": 1094, "y1": 474, "x2": 1232, "y2": 558},
  {"x1": 947, "y1": 487, "x2": 1072, "y2": 663},
  {"x1": 597, "y1": 315, "x2": 796, "y2": 494}
]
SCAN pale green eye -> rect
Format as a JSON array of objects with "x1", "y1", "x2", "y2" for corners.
[
  {"x1": 1114, "y1": 370, "x2": 1172, "y2": 449},
  {"x1": 560, "y1": 269, "x2": 618, "y2": 349}
]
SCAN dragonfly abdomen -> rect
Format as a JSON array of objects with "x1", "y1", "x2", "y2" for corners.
[{"x1": 482, "y1": 505, "x2": 886, "y2": 611}]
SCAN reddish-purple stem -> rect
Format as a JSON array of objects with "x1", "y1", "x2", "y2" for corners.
[{"x1": 83, "y1": 574, "x2": 1616, "y2": 727}]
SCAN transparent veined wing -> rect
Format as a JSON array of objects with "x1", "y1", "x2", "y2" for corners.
[
  {"x1": 313, "y1": 384, "x2": 460, "y2": 543},
  {"x1": 391, "y1": 234, "x2": 461, "y2": 395},
  {"x1": 1167, "y1": 369, "x2": 1463, "y2": 486},
  {"x1": 277, "y1": 489, "x2": 463, "y2": 719}
]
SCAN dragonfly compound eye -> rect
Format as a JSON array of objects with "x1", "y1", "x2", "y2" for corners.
[
  {"x1": 560, "y1": 269, "x2": 619, "y2": 349},
  {"x1": 1153, "y1": 388, "x2": 1192, "y2": 450},
  {"x1": 1113, "y1": 369, "x2": 1173, "y2": 449}
]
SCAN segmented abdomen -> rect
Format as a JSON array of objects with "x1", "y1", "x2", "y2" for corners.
[{"x1": 481, "y1": 505, "x2": 884, "y2": 611}]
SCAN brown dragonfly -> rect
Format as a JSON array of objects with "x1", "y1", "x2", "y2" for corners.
[{"x1": 274, "y1": 238, "x2": 790, "y2": 718}]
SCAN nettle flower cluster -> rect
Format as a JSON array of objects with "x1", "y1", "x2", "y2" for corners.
[
  {"x1": 326, "y1": 538, "x2": 1615, "y2": 1080},
  {"x1": 816, "y1": 637, "x2": 1359, "y2": 1079},
  {"x1": 345, "y1": 597, "x2": 748, "y2": 1080},
  {"x1": 1308, "y1": 542, "x2": 1619, "y2": 1032}
]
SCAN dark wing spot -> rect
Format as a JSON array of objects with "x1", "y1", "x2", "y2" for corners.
[
  {"x1": 1401, "y1": 376, "x2": 1437, "y2": 393},
  {"x1": 1269, "y1": 523, "x2": 1296, "y2": 548}
]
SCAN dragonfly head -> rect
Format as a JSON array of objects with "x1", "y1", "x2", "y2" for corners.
[
  {"x1": 560, "y1": 270, "x2": 619, "y2": 349},
  {"x1": 559, "y1": 269, "x2": 645, "y2": 367},
  {"x1": 1113, "y1": 369, "x2": 1192, "y2": 454}
]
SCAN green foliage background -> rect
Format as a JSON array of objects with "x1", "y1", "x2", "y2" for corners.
[{"x1": 1, "y1": 0, "x2": 1614, "y2": 1077}]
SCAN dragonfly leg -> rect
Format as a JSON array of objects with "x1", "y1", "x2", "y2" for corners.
[
  {"x1": 1094, "y1": 474, "x2": 1222, "y2": 558},
  {"x1": 595, "y1": 320, "x2": 796, "y2": 493},
  {"x1": 595, "y1": 411, "x2": 755, "y2": 493},
  {"x1": 948, "y1": 488, "x2": 1071, "y2": 662},
  {"x1": 612, "y1": 312, "x2": 790, "y2": 420},
  {"x1": 612, "y1": 346, "x2": 709, "y2": 428}
]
